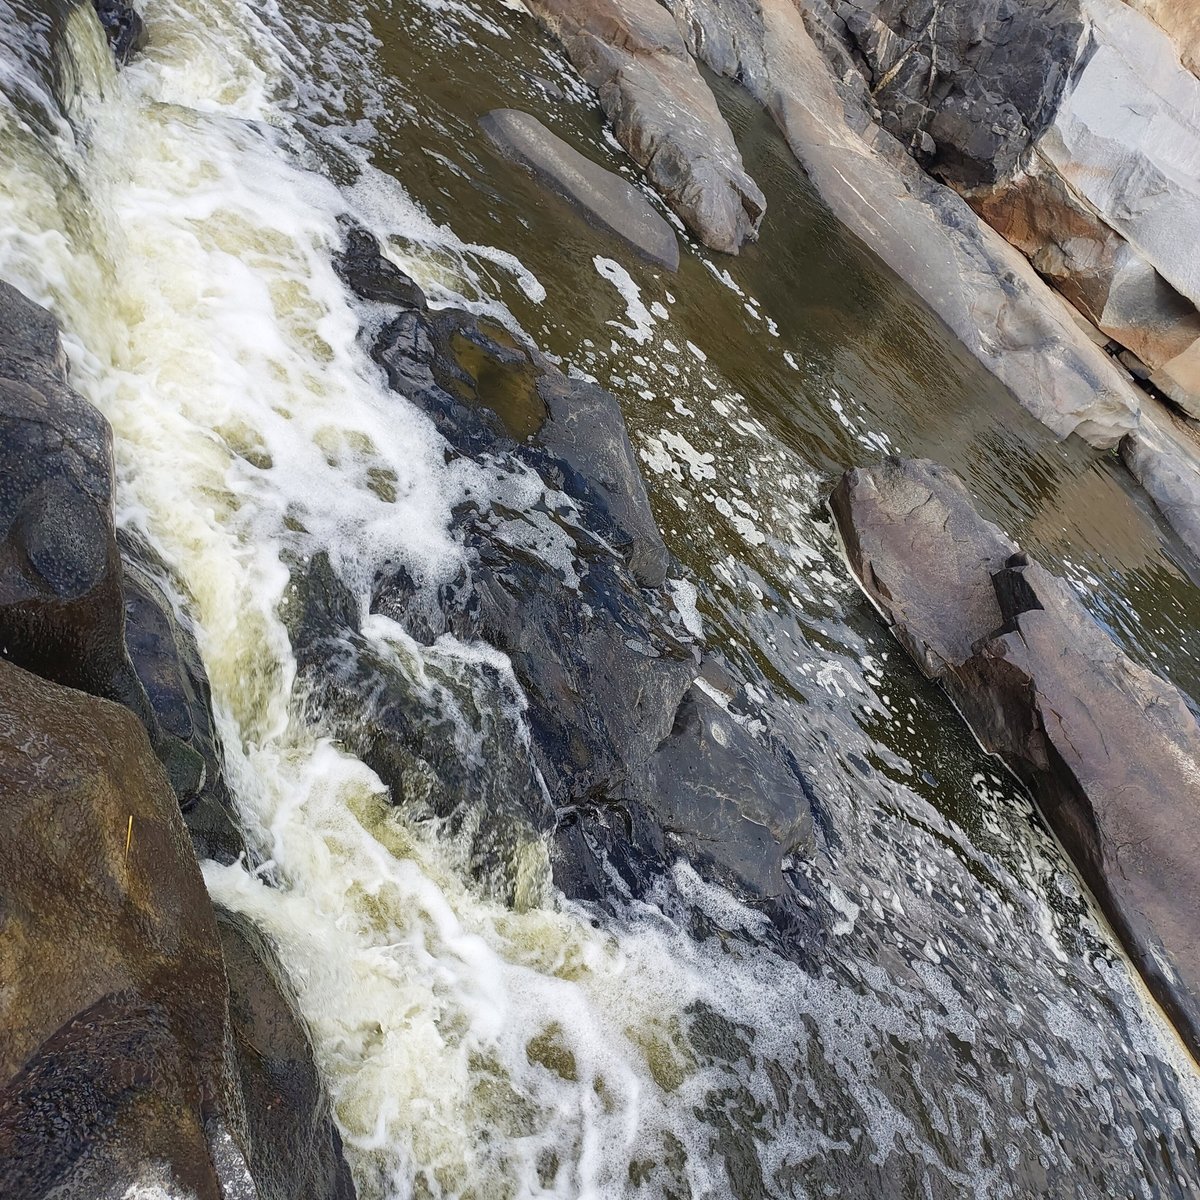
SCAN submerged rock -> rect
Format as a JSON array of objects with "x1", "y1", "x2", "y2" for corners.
[
  {"x1": 323, "y1": 223, "x2": 816, "y2": 900},
  {"x1": 831, "y1": 457, "x2": 1200, "y2": 1059},
  {"x1": 481, "y1": 108, "x2": 679, "y2": 270},
  {"x1": 519, "y1": 0, "x2": 764, "y2": 253}
]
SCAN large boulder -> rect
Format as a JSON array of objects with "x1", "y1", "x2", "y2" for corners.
[
  {"x1": 0, "y1": 658, "x2": 246, "y2": 1200},
  {"x1": 831, "y1": 457, "x2": 1200, "y2": 1059},
  {"x1": 481, "y1": 108, "x2": 679, "y2": 270},
  {"x1": 518, "y1": 0, "x2": 764, "y2": 253},
  {"x1": 324, "y1": 224, "x2": 815, "y2": 900},
  {"x1": 0, "y1": 280, "x2": 202, "y2": 800}
]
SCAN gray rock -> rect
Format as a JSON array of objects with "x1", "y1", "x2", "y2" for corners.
[
  {"x1": 1120, "y1": 405, "x2": 1200, "y2": 559},
  {"x1": 520, "y1": 0, "x2": 764, "y2": 253},
  {"x1": 831, "y1": 457, "x2": 1200, "y2": 1060},
  {"x1": 661, "y1": 0, "x2": 1143, "y2": 447},
  {"x1": 481, "y1": 108, "x2": 679, "y2": 270},
  {"x1": 642, "y1": 685, "x2": 815, "y2": 897},
  {"x1": 1038, "y1": 0, "x2": 1200, "y2": 313}
]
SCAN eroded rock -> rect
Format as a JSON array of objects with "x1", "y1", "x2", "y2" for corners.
[
  {"x1": 481, "y1": 108, "x2": 679, "y2": 270},
  {"x1": 660, "y1": 0, "x2": 1143, "y2": 448},
  {"x1": 519, "y1": 0, "x2": 764, "y2": 253},
  {"x1": 832, "y1": 457, "x2": 1200, "y2": 1058},
  {"x1": 323, "y1": 223, "x2": 815, "y2": 900}
]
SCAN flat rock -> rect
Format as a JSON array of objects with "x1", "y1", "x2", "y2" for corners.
[
  {"x1": 481, "y1": 108, "x2": 679, "y2": 270},
  {"x1": 832, "y1": 457, "x2": 1200, "y2": 1059},
  {"x1": 520, "y1": 0, "x2": 764, "y2": 253}
]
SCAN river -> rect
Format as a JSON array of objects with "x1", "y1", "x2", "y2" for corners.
[{"x1": 3, "y1": 0, "x2": 1200, "y2": 1194}]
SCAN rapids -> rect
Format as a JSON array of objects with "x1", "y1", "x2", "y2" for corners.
[{"x1": 3, "y1": 0, "x2": 1200, "y2": 1195}]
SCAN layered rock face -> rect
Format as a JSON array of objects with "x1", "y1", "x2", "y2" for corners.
[
  {"x1": 831, "y1": 458, "x2": 1200, "y2": 1059},
  {"x1": 813, "y1": 0, "x2": 1200, "y2": 416},
  {"x1": 330, "y1": 223, "x2": 816, "y2": 903}
]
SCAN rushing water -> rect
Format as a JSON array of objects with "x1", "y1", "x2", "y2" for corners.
[{"x1": 4, "y1": 0, "x2": 1200, "y2": 1195}]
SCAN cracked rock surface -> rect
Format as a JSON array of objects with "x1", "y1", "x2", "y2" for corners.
[{"x1": 832, "y1": 456, "x2": 1200, "y2": 1059}]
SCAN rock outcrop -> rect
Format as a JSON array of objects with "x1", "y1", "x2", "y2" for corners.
[
  {"x1": 519, "y1": 0, "x2": 765, "y2": 253},
  {"x1": 805, "y1": 0, "x2": 1085, "y2": 188},
  {"x1": 327, "y1": 223, "x2": 815, "y2": 901},
  {"x1": 0, "y1": 279, "x2": 203, "y2": 801},
  {"x1": 481, "y1": 108, "x2": 680, "y2": 270},
  {"x1": 831, "y1": 457, "x2": 1200, "y2": 1058},
  {"x1": 0, "y1": 280, "x2": 354, "y2": 1198},
  {"x1": 662, "y1": 0, "x2": 1143, "y2": 447}
]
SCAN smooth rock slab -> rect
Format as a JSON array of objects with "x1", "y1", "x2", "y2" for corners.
[
  {"x1": 832, "y1": 457, "x2": 1200, "y2": 1059},
  {"x1": 482, "y1": 108, "x2": 679, "y2": 270}
]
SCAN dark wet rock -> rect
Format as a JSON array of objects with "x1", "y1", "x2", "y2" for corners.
[
  {"x1": 0, "y1": 280, "x2": 203, "y2": 801},
  {"x1": 92, "y1": 0, "x2": 146, "y2": 64},
  {"x1": 334, "y1": 219, "x2": 427, "y2": 310},
  {"x1": 481, "y1": 108, "x2": 679, "y2": 271},
  {"x1": 121, "y1": 540, "x2": 245, "y2": 864},
  {"x1": 519, "y1": 0, "x2": 764, "y2": 253},
  {"x1": 814, "y1": 0, "x2": 1083, "y2": 188},
  {"x1": 832, "y1": 456, "x2": 1200, "y2": 1058},
  {"x1": 326, "y1": 225, "x2": 816, "y2": 899},
  {"x1": 0, "y1": 658, "x2": 242, "y2": 1200},
  {"x1": 218, "y1": 909, "x2": 356, "y2": 1200}
]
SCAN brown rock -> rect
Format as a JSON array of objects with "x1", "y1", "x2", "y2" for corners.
[
  {"x1": 832, "y1": 458, "x2": 1200, "y2": 1059},
  {"x1": 520, "y1": 0, "x2": 764, "y2": 253},
  {"x1": 0, "y1": 658, "x2": 242, "y2": 1199},
  {"x1": 1126, "y1": 0, "x2": 1200, "y2": 79},
  {"x1": 968, "y1": 157, "x2": 1200, "y2": 418}
]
